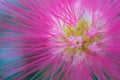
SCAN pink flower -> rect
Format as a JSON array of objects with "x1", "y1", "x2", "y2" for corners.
[{"x1": 0, "y1": 0, "x2": 120, "y2": 80}]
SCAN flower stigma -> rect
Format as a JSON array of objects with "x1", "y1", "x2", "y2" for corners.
[{"x1": 61, "y1": 19, "x2": 102, "y2": 55}]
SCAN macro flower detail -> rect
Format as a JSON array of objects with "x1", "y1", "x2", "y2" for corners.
[
  {"x1": 51, "y1": 19, "x2": 103, "y2": 63},
  {"x1": 0, "y1": 0, "x2": 120, "y2": 80}
]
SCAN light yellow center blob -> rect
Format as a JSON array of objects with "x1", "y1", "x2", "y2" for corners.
[{"x1": 62, "y1": 19, "x2": 102, "y2": 54}]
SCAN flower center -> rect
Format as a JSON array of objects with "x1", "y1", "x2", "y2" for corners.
[{"x1": 61, "y1": 19, "x2": 102, "y2": 54}]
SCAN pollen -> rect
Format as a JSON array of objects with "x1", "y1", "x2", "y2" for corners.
[{"x1": 62, "y1": 19, "x2": 102, "y2": 54}]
